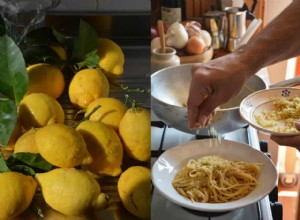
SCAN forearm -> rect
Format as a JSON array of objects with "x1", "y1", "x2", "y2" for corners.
[{"x1": 234, "y1": 0, "x2": 300, "y2": 76}]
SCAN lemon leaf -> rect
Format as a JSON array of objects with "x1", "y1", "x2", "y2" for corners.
[
  {"x1": 71, "y1": 19, "x2": 98, "y2": 61},
  {"x1": 84, "y1": 50, "x2": 100, "y2": 69},
  {"x1": 24, "y1": 27, "x2": 58, "y2": 46},
  {"x1": 0, "y1": 154, "x2": 10, "y2": 172},
  {"x1": 0, "y1": 35, "x2": 28, "y2": 104},
  {"x1": 0, "y1": 98, "x2": 17, "y2": 147},
  {"x1": 75, "y1": 49, "x2": 99, "y2": 70},
  {"x1": 22, "y1": 45, "x2": 64, "y2": 66},
  {"x1": 9, "y1": 152, "x2": 52, "y2": 171},
  {"x1": 10, "y1": 165, "x2": 36, "y2": 176}
]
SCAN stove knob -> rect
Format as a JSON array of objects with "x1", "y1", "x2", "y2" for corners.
[
  {"x1": 259, "y1": 140, "x2": 268, "y2": 153},
  {"x1": 269, "y1": 184, "x2": 278, "y2": 203}
]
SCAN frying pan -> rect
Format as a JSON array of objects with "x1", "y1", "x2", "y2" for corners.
[{"x1": 151, "y1": 63, "x2": 300, "y2": 135}]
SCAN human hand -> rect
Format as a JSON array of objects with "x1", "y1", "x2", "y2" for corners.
[
  {"x1": 270, "y1": 121, "x2": 300, "y2": 151},
  {"x1": 187, "y1": 54, "x2": 251, "y2": 129}
]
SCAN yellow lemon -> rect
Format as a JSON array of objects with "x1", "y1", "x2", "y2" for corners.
[
  {"x1": 18, "y1": 93, "x2": 65, "y2": 130},
  {"x1": 49, "y1": 44, "x2": 68, "y2": 70},
  {"x1": 49, "y1": 44, "x2": 67, "y2": 61},
  {"x1": 14, "y1": 128, "x2": 39, "y2": 154},
  {"x1": 43, "y1": 208, "x2": 90, "y2": 220},
  {"x1": 26, "y1": 63, "x2": 65, "y2": 99},
  {"x1": 68, "y1": 68, "x2": 110, "y2": 109},
  {"x1": 76, "y1": 120, "x2": 123, "y2": 177},
  {"x1": 119, "y1": 107, "x2": 151, "y2": 162},
  {"x1": 98, "y1": 38, "x2": 125, "y2": 76},
  {"x1": 117, "y1": 166, "x2": 151, "y2": 219},
  {"x1": 4, "y1": 118, "x2": 22, "y2": 151},
  {"x1": 35, "y1": 168, "x2": 109, "y2": 216},
  {"x1": 35, "y1": 124, "x2": 92, "y2": 168},
  {"x1": 0, "y1": 172, "x2": 37, "y2": 220},
  {"x1": 85, "y1": 97, "x2": 128, "y2": 130}
]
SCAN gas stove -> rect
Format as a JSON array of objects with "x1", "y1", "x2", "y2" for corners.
[{"x1": 151, "y1": 113, "x2": 283, "y2": 220}]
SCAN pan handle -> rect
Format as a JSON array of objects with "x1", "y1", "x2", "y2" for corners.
[{"x1": 269, "y1": 76, "x2": 300, "y2": 88}]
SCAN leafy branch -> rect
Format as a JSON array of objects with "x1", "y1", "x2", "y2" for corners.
[{"x1": 74, "y1": 49, "x2": 100, "y2": 71}]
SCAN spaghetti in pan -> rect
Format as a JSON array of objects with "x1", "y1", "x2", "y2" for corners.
[{"x1": 172, "y1": 156, "x2": 261, "y2": 203}]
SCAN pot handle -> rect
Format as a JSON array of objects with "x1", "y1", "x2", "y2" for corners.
[{"x1": 269, "y1": 76, "x2": 300, "y2": 88}]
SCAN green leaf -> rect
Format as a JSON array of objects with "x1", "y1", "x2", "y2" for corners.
[
  {"x1": 75, "y1": 49, "x2": 100, "y2": 70},
  {"x1": 52, "y1": 28, "x2": 68, "y2": 45},
  {"x1": 85, "y1": 50, "x2": 100, "y2": 69},
  {"x1": 0, "y1": 98, "x2": 17, "y2": 147},
  {"x1": 71, "y1": 19, "x2": 98, "y2": 61},
  {"x1": 0, "y1": 35, "x2": 28, "y2": 104},
  {"x1": 0, "y1": 154, "x2": 10, "y2": 172},
  {"x1": 10, "y1": 165, "x2": 36, "y2": 176},
  {"x1": 10, "y1": 152, "x2": 52, "y2": 171},
  {"x1": 22, "y1": 45, "x2": 64, "y2": 66},
  {"x1": 24, "y1": 27, "x2": 58, "y2": 46}
]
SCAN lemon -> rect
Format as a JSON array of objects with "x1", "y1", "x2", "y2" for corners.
[
  {"x1": 4, "y1": 118, "x2": 22, "y2": 151},
  {"x1": 49, "y1": 44, "x2": 68, "y2": 70},
  {"x1": 49, "y1": 44, "x2": 67, "y2": 61},
  {"x1": 26, "y1": 63, "x2": 65, "y2": 99},
  {"x1": 43, "y1": 208, "x2": 90, "y2": 220},
  {"x1": 35, "y1": 168, "x2": 109, "y2": 216},
  {"x1": 14, "y1": 128, "x2": 39, "y2": 154},
  {"x1": 76, "y1": 120, "x2": 123, "y2": 177},
  {"x1": 68, "y1": 68, "x2": 110, "y2": 109},
  {"x1": 119, "y1": 107, "x2": 151, "y2": 162},
  {"x1": 0, "y1": 172, "x2": 37, "y2": 220},
  {"x1": 18, "y1": 93, "x2": 65, "y2": 130},
  {"x1": 85, "y1": 97, "x2": 128, "y2": 130},
  {"x1": 98, "y1": 38, "x2": 125, "y2": 76},
  {"x1": 117, "y1": 166, "x2": 151, "y2": 219},
  {"x1": 35, "y1": 124, "x2": 92, "y2": 168}
]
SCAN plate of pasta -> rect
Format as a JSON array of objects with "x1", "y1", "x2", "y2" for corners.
[
  {"x1": 240, "y1": 87, "x2": 300, "y2": 136},
  {"x1": 151, "y1": 139, "x2": 277, "y2": 212}
]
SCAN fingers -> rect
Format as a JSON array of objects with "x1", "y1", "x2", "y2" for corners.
[
  {"x1": 187, "y1": 105, "x2": 199, "y2": 129},
  {"x1": 270, "y1": 120, "x2": 300, "y2": 151},
  {"x1": 188, "y1": 105, "x2": 217, "y2": 129},
  {"x1": 295, "y1": 120, "x2": 300, "y2": 131},
  {"x1": 270, "y1": 135, "x2": 300, "y2": 151}
]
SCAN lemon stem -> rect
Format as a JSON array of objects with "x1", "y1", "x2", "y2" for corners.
[
  {"x1": 120, "y1": 84, "x2": 150, "y2": 93},
  {"x1": 31, "y1": 199, "x2": 44, "y2": 218},
  {"x1": 73, "y1": 105, "x2": 101, "y2": 128},
  {"x1": 125, "y1": 95, "x2": 138, "y2": 113}
]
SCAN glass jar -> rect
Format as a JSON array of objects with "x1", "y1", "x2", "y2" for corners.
[{"x1": 151, "y1": 47, "x2": 180, "y2": 74}]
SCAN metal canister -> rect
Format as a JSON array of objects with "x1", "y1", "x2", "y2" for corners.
[{"x1": 225, "y1": 7, "x2": 246, "y2": 52}]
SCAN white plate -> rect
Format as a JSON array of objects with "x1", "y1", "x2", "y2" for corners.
[
  {"x1": 240, "y1": 87, "x2": 300, "y2": 136},
  {"x1": 151, "y1": 139, "x2": 277, "y2": 212}
]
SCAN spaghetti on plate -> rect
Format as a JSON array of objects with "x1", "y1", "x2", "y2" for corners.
[
  {"x1": 254, "y1": 96, "x2": 300, "y2": 133},
  {"x1": 172, "y1": 156, "x2": 261, "y2": 203}
]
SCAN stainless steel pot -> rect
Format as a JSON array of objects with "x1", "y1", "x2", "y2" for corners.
[{"x1": 151, "y1": 63, "x2": 300, "y2": 135}]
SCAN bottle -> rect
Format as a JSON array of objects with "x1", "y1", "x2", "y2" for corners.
[{"x1": 160, "y1": 0, "x2": 186, "y2": 24}]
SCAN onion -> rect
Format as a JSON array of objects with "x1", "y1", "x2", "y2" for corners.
[
  {"x1": 151, "y1": 26, "x2": 158, "y2": 39},
  {"x1": 165, "y1": 22, "x2": 189, "y2": 49},
  {"x1": 201, "y1": 30, "x2": 212, "y2": 47}
]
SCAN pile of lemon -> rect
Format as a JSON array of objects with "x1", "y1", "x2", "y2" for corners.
[{"x1": 2, "y1": 38, "x2": 150, "y2": 219}]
